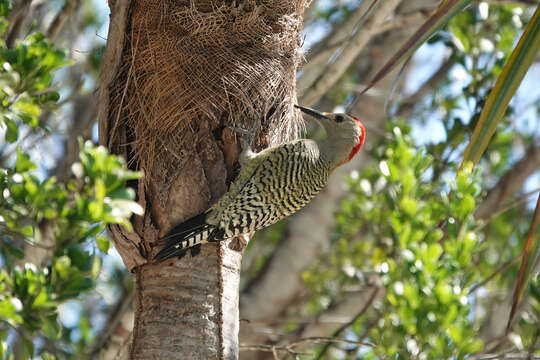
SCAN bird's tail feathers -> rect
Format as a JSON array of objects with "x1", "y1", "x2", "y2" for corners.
[
  {"x1": 153, "y1": 211, "x2": 209, "y2": 244},
  {"x1": 153, "y1": 223, "x2": 217, "y2": 262}
]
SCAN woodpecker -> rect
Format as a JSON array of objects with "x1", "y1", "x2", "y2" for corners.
[{"x1": 153, "y1": 105, "x2": 366, "y2": 262}]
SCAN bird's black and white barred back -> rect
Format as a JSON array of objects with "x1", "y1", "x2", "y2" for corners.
[
  {"x1": 212, "y1": 140, "x2": 331, "y2": 237},
  {"x1": 153, "y1": 106, "x2": 365, "y2": 262}
]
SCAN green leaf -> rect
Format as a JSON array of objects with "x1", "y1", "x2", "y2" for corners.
[
  {"x1": 0, "y1": 0, "x2": 12, "y2": 17},
  {"x1": 0, "y1": 298, "x2": 22, "y2": 324},
  {"x1": 15, "y1": 149, "x2": 37, "y2": 172},
  {"x1": 464, "y1": 339, "x2": 483, "y2": 353},
  {"x1": 96, "y1": 236, "x2": 110, "y2": 254},
  {"x1": 461, "y1": 4, "x2": 540, "y2": 168},
  {"x1": 95, "y1": 178, "x2": 106, "y2": 201},
  {"x1": 13, "y1": 100, "x2": 41, "y2": 117},
  {"x1": 4, "y1": 117, "x2": 18, "y2": 143},
  {"x1": 20, "y1": 225, "x2": 33, "y2": 237},
  {"x1": 62, "y1": 275, "x2": 94, "y2": 296},
  {"x1": 54, "y1": 256, "x2": 71, "y2": 279},
  {"x1": 21, "y1": 335, "x2": 34, "y2": 358},
  {"x1": 435, "y1": 281, "x2": 452, "y2": 304},
  {"x1": 108, "y1": 187, "x2": 136, "y2": 200},
  {"x1": 448, "y1": 324, "x2": 463, "y2": 344}
]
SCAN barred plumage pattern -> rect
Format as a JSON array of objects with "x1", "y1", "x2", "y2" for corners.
[
  {"x1": 216, "y1": 140, "x2": 330, "y2": 237},
  {"x1": 154, "y1": 140, "x2": 331, "y2": 262}
]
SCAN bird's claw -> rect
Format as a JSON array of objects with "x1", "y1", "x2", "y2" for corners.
[{"x1": 228, "y1": 125, "x2": 256, "y2": 147}]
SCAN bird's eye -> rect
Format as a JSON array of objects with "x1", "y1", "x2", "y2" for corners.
[{"x1": 335, "y1": 115, "x2": 344, "y2": 123}]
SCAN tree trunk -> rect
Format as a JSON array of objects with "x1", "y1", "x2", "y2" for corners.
[{"x1": 97, "y1": 0, "x2": 307, "y2": 358}]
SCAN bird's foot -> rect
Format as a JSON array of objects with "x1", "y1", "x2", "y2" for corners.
[{"x1": 228, "y1": 233, "x2": 252, "y2": 252}]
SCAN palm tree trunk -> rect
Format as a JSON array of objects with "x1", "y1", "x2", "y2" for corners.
[{"x1": 97, "y1": 0, "x2": 307, "y2": 358}]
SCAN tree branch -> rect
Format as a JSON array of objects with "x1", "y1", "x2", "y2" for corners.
[
  {"x1": 314, "y1": 286, "x2": 381, "y2": 360},
  {"x1": 47, "y1": 0, "x2": 80, "y2": 41},
  {"x1": 299, "y1": 284, "x2": 381, "y2": 338},
  {"x1": 240, "y1": 336, "x2": 375, "y2": 358},
  {"x1": 395, "y1": 56, "x2": 455, "y2": 117},
  {"x1": 475, "y1": 145, "x2": 540, "y2": 221},
  {"x1": 304, "y1": 10, "x2": 429, "y2": 74},
  {"x1": 86, "y1": 285, "x2": 133, "y2": 360},
  {"x1": 299, "y1": 0, "x2": 403, "y2": 106},
  {"x1": 470, "y1": 256, "x2": 520, "y2": 293},
  {"x1": 5, "y1": 0, "x2": 32, "y2": 48},
  {"x1": 302, "y1": 1, "x2": 378, "y2": 73},
  {"x1": 53, "y1": 93, "x2": 96, "y2": 181}
]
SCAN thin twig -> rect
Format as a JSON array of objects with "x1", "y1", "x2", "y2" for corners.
[
  {"x1": 476, "y1": 145, "x2": 540, "y2": 221},
  {"x1": 299, "y1": 0, "x2": 403, "y2": 107},
  {"x1": 315, "y1": 287, "x2": 380, "y2": 360},
  {"x1": 475, "y1": 187, "x2": 540, "y2": 231},
  {"x1": 470, "y1": 256, "x2": 520, "y2": 293},
  {"x1": 85, "y1": 284, "x2": 133, "y2": 359},
  {"x1": 472, "y1": 352, "x2": 540, "y2": 359},
  {"x1": 240, "y1": 336, "x2": 375, "y2": 357},
  {"x1": 395, "y1": 56, "x2": 455, "y2": 117}
]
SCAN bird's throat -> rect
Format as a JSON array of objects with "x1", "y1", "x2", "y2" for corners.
[{"x1": 347, "y1": 141, "x2": 362, "y2": 163}]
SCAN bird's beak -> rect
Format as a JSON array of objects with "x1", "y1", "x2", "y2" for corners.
[{"x1": 294, "y1": 105, "x2": 331, "y2": 120}]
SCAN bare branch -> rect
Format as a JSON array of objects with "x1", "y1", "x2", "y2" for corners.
[
  {"x1": 375, "y1": 11, "x2": 430, "y2": 37},
  {"x1": 86, "y1": 285, "x2": 133, "y2": 360},
  {"x1": 470, "y1": 256, "x2": 520, "y2": 293},
  {"x1": 53, "y1": 93, "x2": 97, "y2": 181},
  {"x1": 475, "y1": 145, "x2": 540, "y2": 220},
  {"x1": 476, "y1": 187, "x2": 540, "y2": 231},
  {"x1": 395, "y1": 56, "x2": 455, "y2": 117},
  {"x1": 5, "y1": 0, "x2": 32, "y2": 48},
  {"x1": 302, "y1": 1, "x2": 376, "y2": 73},
  {"x1": 240, "y1": 336, "x2": 375, "y2": 358},
  {"x1": 47, "y1": 0, "x2": 80, "y2": 41},
  {"x1": 299, "y1": 0, "x2": 403, "y2": 106},
  {"x1": 304, "y1": 10, "x2": 428, "y2": 74},
  {"x1": 315, "y1": 287, "x2": 381, "y2": 360},
  {"x1": 300, "y1": 286, "x2": 382, "y2": 338}
]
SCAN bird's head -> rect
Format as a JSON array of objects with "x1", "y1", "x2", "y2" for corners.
[{"x1": 295, "y1": 105, "x2": 365, "y2": 166}]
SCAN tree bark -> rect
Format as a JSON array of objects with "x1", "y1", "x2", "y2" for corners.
[{"x1": 97, "y1": 0, "x2": 306, "y2": 358}]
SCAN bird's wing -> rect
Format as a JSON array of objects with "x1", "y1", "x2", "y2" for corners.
[{"x1": 207, "y1": 140, "x2": 315, "y2": 219}]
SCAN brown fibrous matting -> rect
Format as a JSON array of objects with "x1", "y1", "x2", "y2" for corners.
[{"x1": 107, "y1": 0, "x2": 307, "y2": 179}]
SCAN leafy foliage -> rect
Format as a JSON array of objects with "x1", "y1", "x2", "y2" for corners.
[
  {"x1": 0, "y1": 7, "x2": 142, "y2": 359},
  {"x1": 0, "y1": 33, "x2": 68, "y2": 144},
  {"x1": 0, "y1": 140, "x2": 142, "y2": 358},
  {"x1": 302, "y1": 124, "x2": 483, "y2": 358}
]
